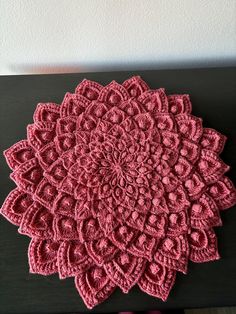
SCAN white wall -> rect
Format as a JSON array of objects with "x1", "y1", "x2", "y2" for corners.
[{"x1": 0, "y1": 0, "x2": 235, "y2": 75}]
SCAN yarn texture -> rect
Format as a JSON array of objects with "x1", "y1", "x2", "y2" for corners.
[{"x1": 1, "y1": 76, "x2": 236, "y2": 309}]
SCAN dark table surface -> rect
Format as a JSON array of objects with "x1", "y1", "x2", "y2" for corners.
[{"x1": 0, "y1": 67, "x2": 236, "y2": 314}]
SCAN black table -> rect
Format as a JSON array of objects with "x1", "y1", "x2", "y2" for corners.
[{"x1": 0, "y1": 67, "x2": 236, "y2": 314}]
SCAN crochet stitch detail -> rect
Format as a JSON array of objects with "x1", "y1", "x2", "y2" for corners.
[{"x1": 1, "y1": 76, "x2": 236, "y2": 309}]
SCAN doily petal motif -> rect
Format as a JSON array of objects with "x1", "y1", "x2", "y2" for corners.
[{"x1": 1, "y1": 76, "x2": 236, "y2": 309}]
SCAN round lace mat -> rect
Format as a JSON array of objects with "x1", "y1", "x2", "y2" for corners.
[{"x1": 1, "y1": 76, "x2": 236, "y2": 309}]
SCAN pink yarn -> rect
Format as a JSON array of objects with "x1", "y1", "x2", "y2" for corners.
[{"x1": 1, "y1": 76, "x2": 236, "y2": 309}]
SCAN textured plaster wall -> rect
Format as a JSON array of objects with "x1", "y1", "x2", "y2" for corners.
[{"x1": 0, "y1": 0, "x2": 236, "y2": 75}]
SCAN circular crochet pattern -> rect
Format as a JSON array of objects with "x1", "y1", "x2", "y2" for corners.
[{"x1": 1, "y1": 76, "x2": 236, "y2": 309}]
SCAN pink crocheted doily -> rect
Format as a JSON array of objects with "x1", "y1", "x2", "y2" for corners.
[{"x1": 1, "y1": 76, "x2": 236, "y2": 309}]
